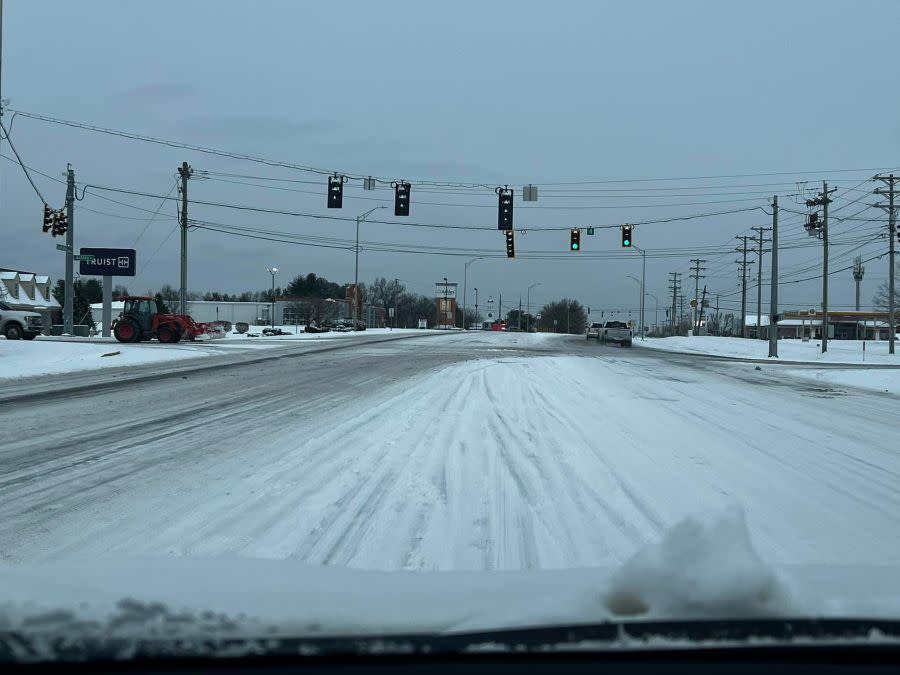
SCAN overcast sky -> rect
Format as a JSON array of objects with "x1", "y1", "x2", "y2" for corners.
[{"x1": 2, "y1": 0, "x2": 899, "y2": 320}]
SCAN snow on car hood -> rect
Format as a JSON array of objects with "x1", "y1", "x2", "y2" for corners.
[{"x1": 1, "y1": 507, "x2": 899, "y2": 641}]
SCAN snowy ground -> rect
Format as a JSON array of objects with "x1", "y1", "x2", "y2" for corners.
[
  {"x1": 2, "y1": 332, "x2": 900, "y2": 635},
  {"x1": 0, "y1": 328, "x2": 436, "y2": 379},
  {"x1": 638, "y1": 335, "x2": 900, "y2": 365},
  {"x1": 0, "y1": 338, "x2": 210, "y2": 380}
]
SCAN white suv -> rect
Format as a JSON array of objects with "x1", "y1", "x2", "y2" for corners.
[{"x1": 586, "y1": 321, "x2": 603, "y2": 340}]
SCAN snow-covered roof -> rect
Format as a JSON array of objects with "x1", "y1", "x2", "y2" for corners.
[
  {"x1": 0, "y1": 271, "x2": 16, "y2": 280},
  {"x1": 18, "y1": 273, "x2": 34, "y2": 282},
  {"x1": 90, "y1": 301, "x2": 126, "y2": 312},
  {"x1": 776, "y1": 319, "x2": 822, "y2": 327},
  {"x1": 744, "y1": 315, "x2": 770, "y2": 327},
  {"x1": 34, "y1": 275, "x2": 49, "y2": 284}
]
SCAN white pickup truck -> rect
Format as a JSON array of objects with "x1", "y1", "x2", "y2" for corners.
[
  {"x1": 599, "y1": 320, "x2": 632, "y2": 347},
  {"x1": 0, "y1": 301, "x2": 43, "y2": 340}
]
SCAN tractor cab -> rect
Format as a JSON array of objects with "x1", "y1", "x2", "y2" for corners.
[{"x1": 121, "y1": 296, "x2": 159, "y2": 335}]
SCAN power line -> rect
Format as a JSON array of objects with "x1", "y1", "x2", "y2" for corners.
[{"x1": 9, "y1": 108, "x2": 900, "y2": 188}]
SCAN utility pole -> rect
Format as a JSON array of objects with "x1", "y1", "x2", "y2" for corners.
[
  {"x1": 177, "y1": 162, "x2": 193, "y2": 316},
  {"x1": 715, "y1": 293, "x2": 720, "y2": 335},
  {"x1": 852, "y1": 257, "x2": 865, "y2": 312},
  {"x1": 750, "y1": 226, "x2": 772, "y2": 339},
  {"x1": 63, "y1": 165, "x2": 74, "y2": 334},
  {"x1": 805, "y1": 182, "x2": 836, "y2": 352},
  {"x1": 768, "y1": 196, "x2": 779, "y2": 358},
  {"x1": 689, "y1": 258, "x2": 706, "y2": 334},
  {"x1": 697, "y1": 285, "x2": 708, "y2": 331},
  {"x1": 874, "y1": 174, "x2": 898, "y2": 354},
  {"x1": 668, "y1": 272, "x2": 681, "y2": 336},
  {"x1": 736, "y1": 236, "x2": 753, "y2": 338},
  {"x1": 678, "y1": 294, "x2": 685, "y2": 333}
]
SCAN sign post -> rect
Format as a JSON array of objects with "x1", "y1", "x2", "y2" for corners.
[{"x1": 79, "y1": 248, "x2": 137, "y2": 338}]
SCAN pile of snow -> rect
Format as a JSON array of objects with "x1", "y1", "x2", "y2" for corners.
[
  {"x1": 1, "y1": 508, "x2": 898, "y2": 643},
  {"x1": 606, "y1": 507, "x2": 790, "y2": 618},
  {"x1": 640, "y1": 336, "x2": 900, "y2": 365}
]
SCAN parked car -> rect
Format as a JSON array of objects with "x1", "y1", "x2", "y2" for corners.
[
  {"x1": 586, "y1": 321, "x2": 603, "y2": 340},
  {"x1": 599, "y1": 320, "x2": 632, "y2": 347},
  {"x1": 0, "y1": 301, "x2": 42, "y2": 340}
]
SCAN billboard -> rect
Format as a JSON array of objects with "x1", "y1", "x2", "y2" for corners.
[{"x1": 78, "y1": 248, "x2": 137, "y2": 277}]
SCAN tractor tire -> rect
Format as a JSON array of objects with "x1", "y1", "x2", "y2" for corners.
[
  {"x1": 157, "y1": 325, "x2": 176, "y2": 343},
  {"x1": 4, "y1": 323, "x2": 23, "y2": 340},
  {"x1": 114, "y1": 319, "x2": 140, "y2": 343},
  {"x1": 171, "y1": 331, "x2": 182, "y2": 343}
]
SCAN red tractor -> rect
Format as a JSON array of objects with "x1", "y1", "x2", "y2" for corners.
[{"x1": 112, "y1": 296, "x2": 224, "y2": 343}]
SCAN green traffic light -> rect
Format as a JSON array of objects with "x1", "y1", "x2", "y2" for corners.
[
  {"x1": 571, "y1": 243, "x2": 579, "y2": 250},
  {"x1": 623, "y1": 239, "x2": 630, "y2": 247}
]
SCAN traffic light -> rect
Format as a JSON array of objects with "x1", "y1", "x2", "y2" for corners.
[
  {"x1": 569, "y1": 228, "x2": 581, "y2": 251},
  {"x1": 327, "y1": 174, "x2": 345, "y2": 208},
  {"x1": 53, "y1": 209, "x2": 68, "y2": 237},
  {"x1": 394, "y1": 181, "x2": 411, "y2": 216},
  {"x1": 497, "y1": 187, "x2": 514, "y2": 230},
  {"x1": 505, "y1": 229, "x2": 515, "y2": 258},
  {"x1": 42, "y1": 205, "x2": 53, "y2": 233},
  {"x1": 621, "y1": 224, "x2": 632, "y2": 248}
]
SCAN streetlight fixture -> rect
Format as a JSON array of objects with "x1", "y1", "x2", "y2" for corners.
[
  {"x1": 473, "y1": 287, "x2": 479, "y2": 329},
  {"x1": 354, "y1": 206, "x2": 387, "y2": 318},
  {"x1": 266, "y1": 266, "x2": 278, "y2": 328},
  {"x1": 527, "y1": 282, "x2": 541, "y2": 332}
]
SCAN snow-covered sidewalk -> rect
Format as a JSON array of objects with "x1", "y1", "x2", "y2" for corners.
[{"x1": 637, "y1": 335, "x2": 900, "y2": 365}]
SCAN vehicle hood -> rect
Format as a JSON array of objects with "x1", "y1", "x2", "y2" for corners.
[{"x1": 2, "y1": 508, "x2": 899, "y2": 641}]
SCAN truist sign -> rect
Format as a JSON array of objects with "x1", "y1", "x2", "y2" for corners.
[{"x1": 79, "y1": 248, "x2": 136, "y2": 277}]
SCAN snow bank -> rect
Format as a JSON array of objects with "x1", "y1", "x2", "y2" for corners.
[
  {"x1": 0, "y1": 339, "x2": 208, "y2": 380},
  {"x1": 606, "y1": 507, "x2": 790, "y2": 618},
  {"x1": 2, "y1": 508, "x2": 897, "y2": 643},
  {"x1": 639, "y1": 336, "x2": 900, "y2": 365}
]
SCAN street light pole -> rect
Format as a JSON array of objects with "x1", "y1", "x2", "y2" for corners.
[
  {"x1": 527, "y1": 282, "x2": 540, "y2": 333},
  {"x1": 633, "y1": 246, "x2": 647, "y2": 339},
  {"x1": 645, "y1": 292, "x2": 659, "y2": 335},
  {"x1": 266, "y1": 266, "x2": 278, "y2": 328},
  {"x1": 463, "y1": 257, "x2": 486, "y2": 330},
  {"x1": 354, "y1": 206, "x2": 385, "y2": 319}
]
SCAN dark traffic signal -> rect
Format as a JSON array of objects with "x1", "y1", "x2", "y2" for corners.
[
  {"x1": 505, "y1": 229, "x2": 515, "y2": 258},
  {"x1": 327, "y1": 174, "x2": 346, "y2": 208},
  {"x1": 569, "y1": 228, "x2": 581, "y2": 251},
  {"x1": 394, "y1": 181, "x2": 411, "y2": 216},
  {"x1": 497, "y1": 187, "x2": 514, "y2": 230},
  {"x1": 621, "y1": 224, "x2": 633, "y2": 248},
  {"x1": 42, "y1": 205, "x2": 53, "y2": 233},
  {"x1": 52, "y1": 210, "x2": 68, "y2": 237}
]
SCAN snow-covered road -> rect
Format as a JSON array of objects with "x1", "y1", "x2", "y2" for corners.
[{"x1": 2, "y1": 332, "x2": 899, "y2": 570}]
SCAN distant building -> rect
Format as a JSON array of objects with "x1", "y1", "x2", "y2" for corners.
[
  {"x1": 0, "y1": 269, "x2": 61, "y2": 332},
  {"x1": 744, "y1": 311, "x2": 898, "y2": 340}
]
